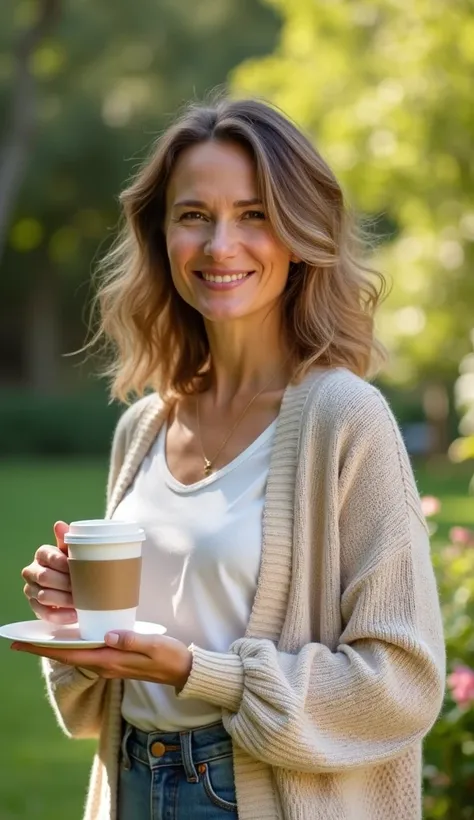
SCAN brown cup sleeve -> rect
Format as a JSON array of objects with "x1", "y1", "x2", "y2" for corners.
[{"x1": 68, "y1": 557, "x2": 142, "y2": 611}]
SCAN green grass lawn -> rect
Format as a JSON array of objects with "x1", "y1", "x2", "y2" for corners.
[
  {"x1": 0, "y1": 456, "x2": 472, "y2": 819},
  {"x1": 0, "y1": 460, "x2": 108, "y2": 820}
]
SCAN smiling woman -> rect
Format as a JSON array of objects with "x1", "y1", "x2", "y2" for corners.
[
  {"x1": 21, "y1": 95, "x2": 445, "y2": 820},
  {"x1": 165, "y1": 139, "x2": 295, "y2": 325}
]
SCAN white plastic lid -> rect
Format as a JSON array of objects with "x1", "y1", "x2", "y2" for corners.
[{"x1": 64, "y1": 519, "x2": 146, "y2": 545}]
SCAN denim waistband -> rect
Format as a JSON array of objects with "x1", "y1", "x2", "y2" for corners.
[{"x1": 122, "y1": 720, "x2": 233, "y2": 780}]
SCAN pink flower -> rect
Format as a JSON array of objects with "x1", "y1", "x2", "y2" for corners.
[
  {"x1": 449, "y1": 526, "x2": 474, "y2": 547},
  {"x1": 447, "y1": 665, "x2": 474, "y2": 707},
  {"x1": 442, "y1": 545, "x2": 461, "y2": 561},
  {"x1": 421, "y1": 496, "x2": 441, "y2": 517}
]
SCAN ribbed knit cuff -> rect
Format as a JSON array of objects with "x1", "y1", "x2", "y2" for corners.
[{"x1": 176, "y1": 644, "x2": 244, "y2": 712}]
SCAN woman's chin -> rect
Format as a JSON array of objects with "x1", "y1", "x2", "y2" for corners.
[{"x1": 200, "y1": 305, "x2": 252, "y2": 324}]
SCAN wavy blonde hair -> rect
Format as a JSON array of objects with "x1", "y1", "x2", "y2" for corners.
[{"x1": 89, "y1": 96, "x2": 388, "y2": 402}]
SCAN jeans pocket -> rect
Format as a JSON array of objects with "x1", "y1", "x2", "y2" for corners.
[
  {"x1": 198, "y1": 755, "x2": 238, "y2": 813},
  {"x1": 120, "y1": 722, "x2": 134, "y2": 771}
]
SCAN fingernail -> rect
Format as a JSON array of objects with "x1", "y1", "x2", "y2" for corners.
[{"x1": 105, "y1": 633, "x2": 119, "y2": 645}]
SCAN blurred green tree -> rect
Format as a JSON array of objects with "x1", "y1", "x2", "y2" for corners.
[
  {"x1": 0, "y1": 0, "x2": 280, "y2": 391},
  {"x1": 231, "y1": 0, "x2": 474, "y2": 400},
  {"x1": 0, "y1": 0, "x2": 60, "y2": 260},
  {"x1": 450, "y1": 327, "x2": 474, "y2": 489}
]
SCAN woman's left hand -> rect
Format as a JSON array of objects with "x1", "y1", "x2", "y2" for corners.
[{"x1": 11, "y1": 632, "x2": 193, "y2": 691}]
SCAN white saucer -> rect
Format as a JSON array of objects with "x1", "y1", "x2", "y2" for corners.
[{"x1": 0, "y1": 620, "x2": 166, "y2": 649}]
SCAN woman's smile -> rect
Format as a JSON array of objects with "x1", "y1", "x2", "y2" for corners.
[{"x1": 192, "y1": 268, "x2": 256, "y2": 289}]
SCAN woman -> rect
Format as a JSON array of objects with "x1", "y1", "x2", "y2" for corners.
[{"x1": 18, "y1": 97, "x2": 445, "y2": 820}]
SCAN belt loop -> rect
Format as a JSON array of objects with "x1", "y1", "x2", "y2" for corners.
[
  {"x1": 121, "y1": 721, "x2": 133, "y2": 771},
  {"x1": 180, "y1": 730, "x2": 198, "y2": 783}
]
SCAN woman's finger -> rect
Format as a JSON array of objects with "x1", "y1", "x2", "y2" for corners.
[
  {"x1": 22, "y1": 564, "x2": 71, "y2": 593},
  {"x1": 54, "y1": 521, "x2": 70, "y2": 555},
  {"x1": 12, "y1": 644, "x2": 110, "y2": 668},
  {"x1": 36, "y1": 586, "x2": 74, "y2": 609},
  {"x1": 28, "y1": 597, "x2": 78, "y2": 624},
  {"x1": 36, "y1": 545, "x2": 69, "y2": 574},
  {"x1": 23, "y1": 581, "x2": 41, "y2": 601},
  {"x1": 24, "y1": 581, "x2": 75, "y2": 612}
]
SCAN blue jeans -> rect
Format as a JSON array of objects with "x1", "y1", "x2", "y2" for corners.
[{"x1": 118, "y1": 720, "x2": 239, "y2": 819}]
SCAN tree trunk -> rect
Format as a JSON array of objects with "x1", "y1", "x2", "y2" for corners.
[{"x1": 24, "y1": 268, "x2": 60, "y2": 392}]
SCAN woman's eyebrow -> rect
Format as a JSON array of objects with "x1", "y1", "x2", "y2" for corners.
[
  {"x1": 172, "y1": 198, "x2": 263, "y2": 209},
  {"x1": 234, "y1": 198, "x2": 263, "y2": 207}
]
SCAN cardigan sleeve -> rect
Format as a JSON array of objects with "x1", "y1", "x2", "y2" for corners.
[
  {"x1": 177, "y1": 396, "x2": 446, "y2": 773},
  {"x1": 41, "y1": 658, "x2": 107, "y2": 739}
]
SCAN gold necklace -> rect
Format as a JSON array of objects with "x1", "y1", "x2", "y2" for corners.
[{"x1": 196, "y1": 364, "x2": 287, "y2": 478}]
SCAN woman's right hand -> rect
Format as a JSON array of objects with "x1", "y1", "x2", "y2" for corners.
[{"x1": 22, "y1": 521, "x2": 77, "y2": 624}]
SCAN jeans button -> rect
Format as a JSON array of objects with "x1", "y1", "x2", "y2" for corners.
[{"x1": 150, "y1": 741, "x2": 166, "y2": 758}]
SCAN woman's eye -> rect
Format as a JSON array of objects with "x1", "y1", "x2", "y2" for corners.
[
  {"x1": 243, "y1": 210, "x2": 266, "y2": 220},
  {"x1": 179, "y1": 211, "x2": 207, "y2": 221}
]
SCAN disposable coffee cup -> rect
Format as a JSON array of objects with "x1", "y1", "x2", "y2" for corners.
[{"x1": 64, "y1": 520, "x2": 145, "y2": 641}]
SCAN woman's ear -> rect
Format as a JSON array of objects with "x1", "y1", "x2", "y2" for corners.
[{"x1": 290, "y1": 253, "x2": 302, "y2": 264}]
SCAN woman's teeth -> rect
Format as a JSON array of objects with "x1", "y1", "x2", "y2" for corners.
[{"x1": 201, "y1": 272, "x2": 251, "y2": 283}]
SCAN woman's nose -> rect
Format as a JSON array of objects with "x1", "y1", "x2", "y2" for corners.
[{"x1": 203, "y1": 221, "x2": 237, "y2": 261}]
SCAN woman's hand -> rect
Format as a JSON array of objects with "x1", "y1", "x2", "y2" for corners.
[
  {"x1": 11, "y1": 631, "x2": 194, "y2": 691},
  {"x1": 21, "y1": 521, "x2": 77, "y2": 625}
]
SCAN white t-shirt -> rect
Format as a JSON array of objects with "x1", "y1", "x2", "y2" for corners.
[{"x1": 114, "y1": 417, "x2": 277, "y2": 731}]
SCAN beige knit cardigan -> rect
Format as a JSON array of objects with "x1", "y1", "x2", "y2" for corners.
[{"x1": 42, "y1": 367, "x2": 446, "y2": 820}]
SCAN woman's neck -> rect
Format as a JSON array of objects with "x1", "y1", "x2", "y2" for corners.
[{"x1": 203, "y1": 316, "x2": 291, "y2": 406}]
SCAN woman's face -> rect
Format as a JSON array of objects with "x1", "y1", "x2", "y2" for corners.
[{"x1": 164, "y1": 139, "x2": 294, "y2": 325}]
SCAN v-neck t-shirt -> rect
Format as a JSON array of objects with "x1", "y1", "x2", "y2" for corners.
[{"x1": 114, "y1": 417, "x2": 277, "y2": 731}]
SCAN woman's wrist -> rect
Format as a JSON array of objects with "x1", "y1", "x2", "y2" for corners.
[{"x1": 174, "y1": 646, "x2": 193, "y2": 692}]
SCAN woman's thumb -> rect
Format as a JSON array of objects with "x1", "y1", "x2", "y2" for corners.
[{"x1": 54, "y1": 520, "x2": 70, "y2": 554}]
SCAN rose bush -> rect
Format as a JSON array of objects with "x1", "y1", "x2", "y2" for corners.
[{"x1": 423, "y1": 497, "x2": 474, "y2": 819}]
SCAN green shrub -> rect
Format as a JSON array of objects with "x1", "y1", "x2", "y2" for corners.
[
  {"x1": 0, "y1": 390, "x2": 122, "y2": 456},
  {"x1": 424, "y1": 331, "x2": 474, "y2": 817},
  {"x1": 423, "y1": 507, "x2": 474, "y2": 819}
]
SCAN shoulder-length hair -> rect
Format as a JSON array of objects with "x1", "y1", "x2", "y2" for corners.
[{"x1": 89, "y1": 96, "x2": 387, "y2": 403}]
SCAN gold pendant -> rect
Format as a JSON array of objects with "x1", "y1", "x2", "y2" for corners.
[{"x1": 203, "y1": 458, "x2": 212, "y2": 477}]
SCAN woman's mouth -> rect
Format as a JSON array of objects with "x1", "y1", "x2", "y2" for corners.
[{"x1": 193, "y1": 270, "x2": 255, "y2": 289}]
